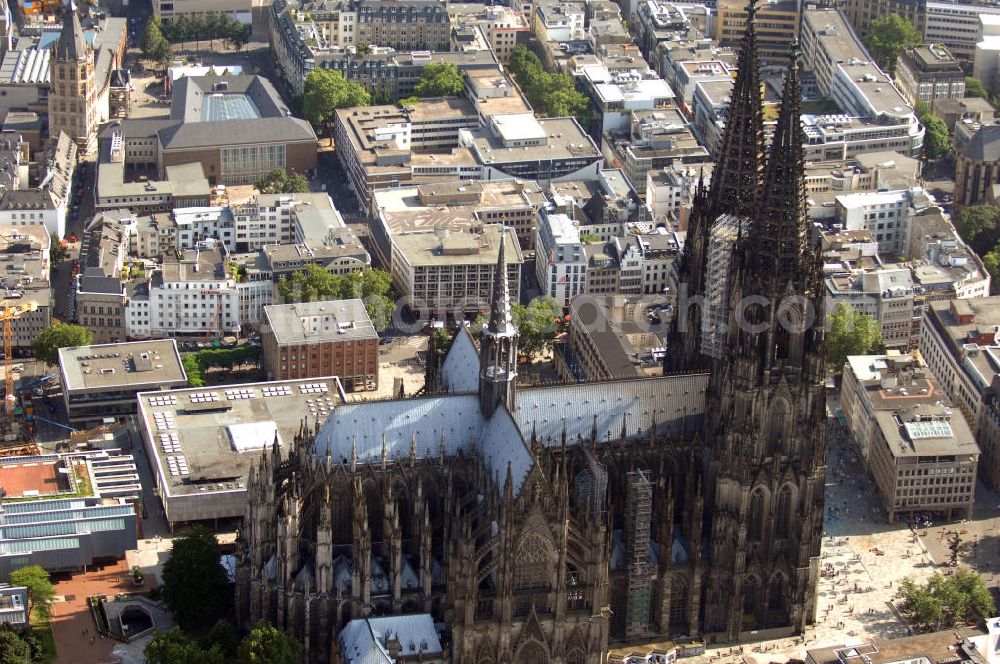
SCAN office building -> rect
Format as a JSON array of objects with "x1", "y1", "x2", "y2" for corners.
[
  {"x1": 58, "y1": 339, "x2": 188, "y2": 425},
  {"x1": 926, "y1": 1, "x2": 1000, "y2": 62},
  {"x1": 136, "y1": 377, "x2": 345, "y2": 526},
  {"x1": 261, "y1": 300, "x2": 378, "y2": 390},
  {"x1": 125, "y1": 248, "x2": 273, "y2": 339},
  {"x1": 564, "y1": 294, "x2": 669, "y2": 381},
  {"x1": 800, "y1": 8, "x2": 924, "y2": 159},
  {"x1": 535, "y1": 208, "x2": 586, "y2": 307},
  {"x1": 840, "y1": 352, "x2": 978, "y2": 523},
  {"x1": 716, "y1": 0, "x2": 798, "y2": 65},
  {"x1": 895, "y1": 43, "x2": 966, "y2": 105}
]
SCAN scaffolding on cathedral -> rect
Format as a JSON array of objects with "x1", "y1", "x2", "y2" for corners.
[
  {"x1": 574, "y1": 446, "x2": 608, "y2": 524},
  {"x1": 625, "y1": 469, "x2": 652, "y2": 640},
  {"x1": 701, "y1": 214, "x2": 743, "y2": 361}
]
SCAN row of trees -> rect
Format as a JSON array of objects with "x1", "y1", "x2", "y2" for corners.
[
  {"x1": 145, "y1": 621, "x2": 301, "y2": 664},
  {"x1": 183, "y1": 345, "x2": 262, "y2": 387},
  {"x1": 509, "y1": 46, "x2": 591, "y2": 129},
  {"x1": 277, "y1": 265, "x2": 394, "y2": 330},
  {"x1": 898, "y1": 569, "x2": 996, "y2": 632},
  {"x1": 141, "y1": 15, "x2": 250, "y2": 68}
]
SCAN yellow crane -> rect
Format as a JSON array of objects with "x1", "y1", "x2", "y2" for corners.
[{"x1": 1, "y1": 302, "x2": 37, "y2": 424}]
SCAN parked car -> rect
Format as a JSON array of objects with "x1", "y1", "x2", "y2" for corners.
[{"x1": 379, "y1": 336, "x2": 395, "y2": 345}]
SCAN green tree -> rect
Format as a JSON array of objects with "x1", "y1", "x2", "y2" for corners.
[
  {"x1": 277, "y1": 266, "x2": 394, "y2": 331},
  {"x1": 579, "y1": 232, "x2": 600, "y2": 243},
  {"x1": 966, "y1": 76, "x2": 990, "y2": 99},
  {"x1": 431, "y1": 327, "x2": 453, "y2": 354},
  {"x1": 826, "y1": 302, "x2": 885, "y2": 372},
  {"x1": 512, "y1": 296, "x2": 564, "y2": 359},
  {"x1": 182, "y1": 354, "x2": 204, "y2": 387},
  {"x1": 302, "y1": 69, "x2": 372, "y2": 137},
  {"x1": 954, "y1": 205, "x2": 1000, "y2": 255},
  {"x1": 31, "y1": 323, "x2": 93, "y2": 367},
  {"x1": 226, "y1": 22, "x2": 251, "y2": 52},
  {"x1": 921, "y1": 112, "x2": 949, "y2": 159},
  {"x1": 398, "y1": 95, "x2": 420, "y2": 108},
  {"x1": 161, "y1": 526, "x2": 231, "y2": 627},
  {"x1": 508, "y1": 46, "x2": 592, "y2": 129},
  {"x1": 199, "y1": 620, "x2": 240, "y2": 660},
  {"x1": 140, "y1": 18, "x2": 167, "y2": 60},
  {"x1": 253, "y1": 168, "x2": 309, "y2": 194},
  {"x1": 898, "y1": 570, "x2": 996, "y2": 632},
  {"x1": 145, "y1": 628, "x2": 225, "y2": 664},
  {"x1": 413, "y1": 62, "x2": 465, "y2": 97},
  {"x1": 49, "y1": 233, "x2": 67, "y2": 264},
  {"x1": 237, "y1": 621, "x2": 303, "y2": 664},
  {"x1": 0, "y1": 626, "x2": 31, "y2": 664},
  {"x1": 9, "y1": 566, "x2": 54, "y2": 621},
  {"x1": 862, "y1": 15, "x2": 920, "y2": 75}
]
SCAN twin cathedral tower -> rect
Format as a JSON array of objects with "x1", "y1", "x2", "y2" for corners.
[{"x1": 235, "y1": 1, "x2": 828, "y2": 661}]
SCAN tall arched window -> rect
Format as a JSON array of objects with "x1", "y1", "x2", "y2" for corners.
[
  {"x1": 566, "y1": 648, "x2": 586, "y2": 664},
  {"x1": 766, "y1": 399, "x2": 788, "y2": 456},
  {"x1": 513, "y1": 531, "x2": 551, "y2": 591},
  {"x1": 774, "y1": 484, "x2": 793, "y2": 540},
  {"x1": 515, "y1": 642, "x2": 548, "y2": 664},
  {"x1": 747, "y1": 489, "x2": 765, "y2": 542}
]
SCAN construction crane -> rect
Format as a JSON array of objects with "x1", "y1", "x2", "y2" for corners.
[{"x1": 1, "y1": 302, "x2": 37, "y2": 426}]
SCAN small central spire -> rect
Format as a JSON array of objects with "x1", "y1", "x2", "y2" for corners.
[{"x1": 486, "y1": 225, "x2": 515, "y2": 338}]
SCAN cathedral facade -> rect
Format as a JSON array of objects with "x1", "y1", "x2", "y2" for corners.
[{"x1": 235, "y1": 2, "x2": 828, "y2": 661}]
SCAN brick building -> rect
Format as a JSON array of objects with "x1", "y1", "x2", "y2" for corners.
[{"x1": 261, "y1": 299, "x2": 379, "y2": 391}]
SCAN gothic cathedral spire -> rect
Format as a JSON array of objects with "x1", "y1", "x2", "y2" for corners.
[
  {"x1": 667, "y1": 0, "x2": 765, "y2": 371},
  {"x1": 479, "y1": 226, "x2": 518, "y2": 419},
  {"x1": 746, "y1": 41, "x2": 808, "y2": 292},
  {"x1": 708, "y1": 0, "x2": 765, "y2": 218}
]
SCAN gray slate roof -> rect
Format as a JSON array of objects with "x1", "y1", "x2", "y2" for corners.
[{"x1": 963, "y1": 124, "x2": 1000, "y2": 162}]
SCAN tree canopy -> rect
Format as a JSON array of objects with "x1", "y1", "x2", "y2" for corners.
[
  {"x1": 10, "y1": 566, "x2": 53, "y2": 622},
  {"x1": 954, "y1": 205, "x2": 1000, "y2": 256},
  {"x1": 862, "y1": 15, "x2": 920, "y2": 75},
  {"x1": 253, "y1": 168, "x2": 309, "y2": 194},
  {"x1": 161, "y1": 526, "x2": 231, "y2": 628},
  {"x1": 826, "y1": 302, "x2": 885, "y2": 371},
  {"x1": 31, "y1": 323, "x2": 93, "y2": 367},
  {"x1": 966, "y1": 76, "x2": 990, "y2": 100},
  {"x1": 139, "y1": 18, "x2": 172, "y2": 67},
  {"x1": 302, "y1": 69, "x2": 372, "y2": 136},
  {"x1": 898, "y1": 570, "x2": 996, "y2": 632},
  {"x1": 49, "y1": 233, "x2": 67, "y2": 264},
  {"x1": 182, "y1": 355, "x2": 204, "y2": 387},
  {"x1": 158, "y1": 13, "x2": 249, "y2": 50},
  {"x1": 145, "y1": 628, "x2": 225, "y2": 664},
  {"x1": 237, "y1": 621, "x2": 303, "y2": 664},
  {"x1": 0, "y1": 627, "x2": 31, "y2": 664},
  {"x1": 921, "y1": 111, "x2": 949, "y2": 159},
  {"x1": 509, "y1": 46, "x2": 591, "y2": 129},
  {"x1": 413, "y1": 62, "x2": 465, "y2": 98},
  {"x1": 277, "y1": 266, "x2": 394, "y2": 331}
]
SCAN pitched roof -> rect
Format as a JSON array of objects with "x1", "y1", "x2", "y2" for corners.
[
  {"x1": 54, "y1": 3, "x2": 88, "y2": 62},
  {"x1": 157, "y1": 116, "x2": 316, "y2": 150},
  {"x1": 962, "y1": 124, "x2": 1000, "y2": 162}
]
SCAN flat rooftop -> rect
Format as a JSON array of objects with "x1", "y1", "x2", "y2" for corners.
[
  {"x1": 875, "y1": 407, "x2": 978, "y2": 459},
  {"x1": 374, "y1": 180, "x2": 545, "y2": 233},
  {"x1": 263, "y1": 299, "x2": 377, "y2": 345},
  {"x1": 463, "y1": 117, "x2": 600, "y2": 164},
  {"x1": 59, "y1": 340, "x2": 187, "y2": 392},
  {"x1": 394, "y1": 224, "x2": 522, "y2": 267},
  {"x1": 804, "y1": 7, "x2": 865, "y2": 65},
  {"x1": 0, "y1": 458, "x2": 69, "y2": 499},
  {"x1": 137, "y1": 377, "x2": 345, "y2": 498}
]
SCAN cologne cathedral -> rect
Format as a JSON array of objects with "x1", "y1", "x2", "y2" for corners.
[{"x1": 234, "y1": 1, "x2": 828, "y2": 661}]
